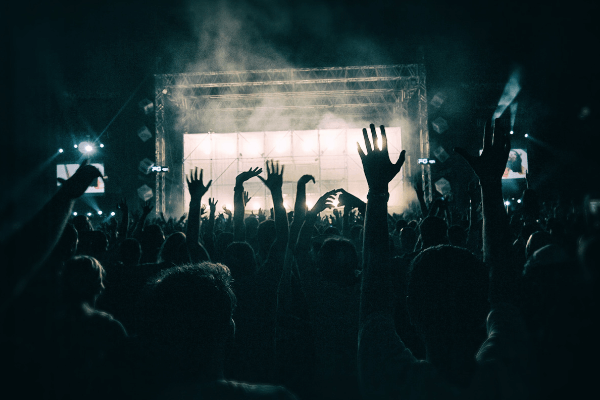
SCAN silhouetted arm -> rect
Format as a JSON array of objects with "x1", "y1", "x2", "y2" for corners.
[
  {"x1": 358, "y1": 124, "x2": 406, "y2": 326},
  {"x1": 233, "y1": 167, "x2": 262, "y2": 242},
  {"x1": 259, "y1": 160, "x2": 288, "y2": 271},
  {"x1": 455, "y1": 119, "x2": 516, "y2": 305},
  {"x1": 289, "y1": 175, "x2": 315, "y2": 251},
  {"x1": 185, "y1": 167, "x2": 212, "y2": 261},
  {"x1": 1, "y1": 161, "x2": 102, "y2": 312}
]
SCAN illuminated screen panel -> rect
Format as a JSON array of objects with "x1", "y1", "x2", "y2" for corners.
[
  {"x1": 57, "y1": 163, "x2": 105, "y2": 193},
  {"x1": 183, "y1": 128, "x2": 403, "y2": 213},
  {"x1": 503, "y1": 149, "x2": 528, "y2": 179}
]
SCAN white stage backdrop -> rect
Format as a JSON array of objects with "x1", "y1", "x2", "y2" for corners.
[{"x1": 183, "y1": 128, "x2": 403, "y2": 214}]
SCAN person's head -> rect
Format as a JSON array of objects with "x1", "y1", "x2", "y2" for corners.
[
  {"x1": 395, "y1": 219, "x2": 408, "y2": 234},
  {"x1": 54, "y1": 223, "x2": 78, "y2": 261},
  {"x1": 400, "y1": 226, "x2": 417, "y2": 253},
  {"x1": 120, "y1": 238, "x2": 141, "y2": 267},
  {"x1": 158, "y1": 232, "x2": 190, "y2": 265},
  {"x1": 222, "y1": 241, "x2": 257, "y2": 283},
  {"x1": 215, "y1": 232, "x2": 234, "y2": 261},
  {"x1": 408, "y1": 246, "x2": 488, "y2": 343},
  {"x1": 350, "y1": 225, "x2": 363, "y2": 242},
  {"x1": 407, "y1": 220, "x2": 418, "y2": 230},
  {"x1": 244, "y1": 216, "x2": 259, "y2": 238},
  {"x1": 323, "y1": 226, "x2": 341, "y2": 236},
  {"x1": 507, "y1": 150, "x2": 523, "y2": 172},
  {"x1": 448, "y1": 225, "x2": 467, "y2": 248},
  {"x1": 77, "y1": 231, "x2": 108, "y2": 260},
  {"x1": 419, "y1": 216, "x2": 448, "y2": 248},
  {"x1": 61, "y1": 256, "x2": 105, "y2": 305},
  {"x1": 136, "y1": 263, "x2": 236, "y2": 378},
  {"x1": 257, "y1": 219, "x2": 276, "y2": 257},
  {"x1": 525, "y1": 231, "x2": 552, "y2": 260},
  {"x1": 141, "y1": 224, "x2": 165, "y2": 262},
  {"x1": 317, "y1": 237, "x2": 360, "y2": 287},
  {"x1": 72, "y1": 215, "x2": 93, "y2": 233}
]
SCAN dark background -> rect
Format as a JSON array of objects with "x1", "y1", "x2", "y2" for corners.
[{"x1": 2, "y1": 0, "x2": 598, "y2": 236}]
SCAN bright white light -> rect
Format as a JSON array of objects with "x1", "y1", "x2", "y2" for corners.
[
  {"x1": 517, "y1": 199, "x2": 522, "y2": 204},
  {"x1": 110, "y1": 211, "x2": 116, "y2": 216},
  {"x1": 73, "y1": 212, "x2": 77, "y2": 216},
  {"x1": 504, "y1": 201, "x2": 511, "y2": 206},
  {"x1": 79, "y1": 141, "x2": 94, "y2": 154},
  {"x1": 275, "y1": 138, "x2": 289, "y2": 153},
  {"x1": 87, "y1": 212, "x2": 92, "y2": 217},
  {"x1": 100, "y1": 143, "x2": 104, "y2": 148},
  {"x1": 97, "y1": 210, "x2": 103, "y2": 215},
  {"x1": 226, "y1": 204, "x2": 233, "y2": 210},
  {"x1": 74, "y1": 144, "x2": 78, "y2": 148},
  {"x1": 58, "y1": 148, "x2": 64, "y2": 153},
  {"x1": 283, "y1": 201, "x2": 288, "y2": 209},
  {"x1": 306, "y1": 200, "x2": 314, "y2": 209},
  {"x1": 331, "y1": 199, "x2": 340, "y2": 207},
  {"x1": 524, "y1": 134, "x2": 529, "y2": 138},
  {"x1": 510, "y1": 131, "x2": 514, "y2": 135},
  {"x1": 250, "y1": 202, "x2": 260, "y2": 210},
  {"x1": 162, "y1": 88, "x2": 168, "y2": 94}
]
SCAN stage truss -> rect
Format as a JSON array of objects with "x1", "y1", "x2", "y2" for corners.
[{"x1": 154, "y1": 65, "x2": 431, "y2": 216}]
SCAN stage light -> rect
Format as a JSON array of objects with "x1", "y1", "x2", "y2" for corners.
[
  {"x1": 524, "y1": 134, "x2": 529, "y2": 138},
  {"x1": 100, "y1": 143, "x2": 104, "y2": 148},
  {"x1": 73, "y1": 212, "x2": 77, "y2": 216},
  {"x1": 517, "y1": 199, "x2": 522, "y2": 204},
  {"x1": 226, "y1": 204, "x2": 233, "y2": 211},
  {"x1": 87, "y1": 212, "x2": 92, "y2": 217},
  {"x1": 97, "y1": 210, "x2": 103, "y2": 215},
  {"x1": 110, "y1": 211, "x2": 116, "y2": 216},
  {"x1": 504, "y1": 201, "x2": 511, "y2": 206},
  {"x1": 510, "y1": 131, "x2": 514, "y2": 135},
  {"x1": 331, "y1": 199, "x2": 340, "y2": 207},
  {"x1": 74, "y1": 144, "x2": 78, "y2": 148},
  {"x1": 59, "y1": 148, "x2": 64, "y2": 153},
  {"x1": 306, "y1": 200, "x2": 314, "y2": 209},
  {"x1": 162, "y1": 89, "x2": 168, "y2": 94},
  {"x1": 79, "y1": 141, "x2": 94, "y2": 154}
]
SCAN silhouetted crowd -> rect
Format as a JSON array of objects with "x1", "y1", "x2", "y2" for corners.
[{"x1": 1, "y1": 122, "x2": 598, "y2": 399}]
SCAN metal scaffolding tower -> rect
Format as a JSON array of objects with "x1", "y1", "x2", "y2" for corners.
[{"x1": 154, "y1": 64, "x2": 431, "y2": 215}]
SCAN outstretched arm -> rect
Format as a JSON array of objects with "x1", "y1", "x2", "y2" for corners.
[
  {"x1": 116, "y1": 198, "x2": 129, "y2": 240},
  {"x1": 455, "y1": 119, "x2": 515, "y2": 305},
  {"x1": 259, "y1": 160, "x2": 288, "y2": 269},
  {"x1": 132, "y1": 200, "x2": 152, "y2": 240},
  {"x1": 233, "y1": 167, "x2": 262, "y2": 241},
  {"x1": 185, "y1": 167, "x2": 212, "y2": 259},
  {"x1": 413, "y1": 179, "x2": 429, "y2": 217},
  {"x1": 358, "y1": 124, "x2": 406, "y2": 326},
  {"x1": 289, "y1": 175, "x2": 315, "y2": 250},
  {"x1": 2, "y1": 160, "x2": 102, "y2": 312}
]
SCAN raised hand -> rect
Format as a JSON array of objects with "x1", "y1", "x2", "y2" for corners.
[
  {"x1": 413, "y1": 179, "x2": 424, "y2": 198},
  {"x1": 243, "y1": 191, "x2": 251, "y2": 206},
  {"x1": 357, "y1": 124, "x2": 406, "y2": 193},
  {"x1": 142, "y1": 200, "x2": 152, "y2": 216},
  {"x1": 258, "y1": 160, "x2": 284, "y2": 193},
  {"x1": 338, "y1": 188, "x2": 364, "y2": 209},
  {"x1": 310, "y1": 189, "x2": 339, "y2": 215},
  {"x1": 298, "y1": 174, "x2": 316, "y2": 186},
  {"x1": 208, "y1": 198, "x2": 218, "y2": 213},
  {"x1": 236, "y1": 167, "x2": 263, "y2": 186},
  {"x1": 222, "y1": 205, "x2": 232, "y2": 217},
  {"x1": 186, "y1": 167, "x2": 212, "y2": 200},
  {"x1": 57, "y1": 159, "x2": 103, "y2": 199},
  {"x1": 454, "y1": 119, "x2": 510, "y2": 185}
]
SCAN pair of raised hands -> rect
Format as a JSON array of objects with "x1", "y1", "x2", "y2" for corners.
[{"x1": 236, "y1": 160, "x2": 284, "y2": 193}]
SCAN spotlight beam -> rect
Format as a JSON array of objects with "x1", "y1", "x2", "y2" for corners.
[{"x1": 493, "y1": 67, "x2": 522, "y2": 119}]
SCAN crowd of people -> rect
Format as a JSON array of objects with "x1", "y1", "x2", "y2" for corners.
[{"x1": 1, "y1": 121, "x2": 598, "y2": 399}]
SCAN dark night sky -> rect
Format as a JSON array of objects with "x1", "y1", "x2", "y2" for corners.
[{"x1": 2, "y1": 0, "x2": 599, "y2": 227}]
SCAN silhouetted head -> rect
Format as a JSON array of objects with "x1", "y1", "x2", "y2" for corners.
[
  {"x1": 400, "y1": 227, "x2": 417, "y2": 253},
  {"x1": 407, "y1": 220, "x2": 418, "y2": 229},
  {"x1": 61, "y1": 255, "x2": 105, "y2": 306},
  {"x1": 157, "y1": 232, "x2": 190, "y2": 265},
  {"x1": 141, "y1": 224, "x2": 165, "y2": 262},
  {"x1": 244, "y1": 216, "x2": 259, "y2": 238},
  {"x1": 222, "y1": 241, "x2": 257, "y2": 282},
  {"x1": 54, "y1": 223, "x2": 78, "y2": 261},
  {"x1": 77, "y1": 231, "x2": 108, "y2": 260},
  {"x1": 395, "y1": 219, "x2": 408, "y2": 234},
  {"x1": 525, "y1": 231, "x2": 552, "y2": 260},
  {"x1": 72, "y1": 215, "x2": 92, "y2": 233},
  {"x1": 257, "y1": 219, "x2": 276, "y2": 256},
  {"x1": 215, "y1": 232, "x2": 234, "y2": 261},
  {"x1": 350, "y1": 225, "x2": 363, "y2": 242},
  {"x1": 136, "y1": 263, "x2": 236, "y2": 377},
  {"x1": 323, "y1": 226, "x2": 341, "y2": 236},
  {"x1": 419, "y1": 216, "x2": 448, "y2": 248},
  {"x1": 120, "y1": 238, "x2": 141, "y2": 267},
  {"x1": 317, "y1": 237, "x2": 360, "y2": 287},
  {"x1": 408, "y1": 245, "x2": 488, "y2": 340},
  {"x1": 448, "y1": 225, "x2": 467, "y2": 248}
]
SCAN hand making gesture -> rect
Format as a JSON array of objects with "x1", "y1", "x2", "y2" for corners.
[
  {"x1": 236, "y1": 167, "x2": 263, "y2": 187},
  {"x1": 186, "y1": 167, "x2": 212, "y2": 200},
  {"x1": 357, "y1": 124, "x2": 406, "y2": 193},
  {"x1": 57, "y1": 159, "x2": 103, "y2": 199},
  {"x1": 258, "y1": 160, "x2": 284, "y2": 192}
]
